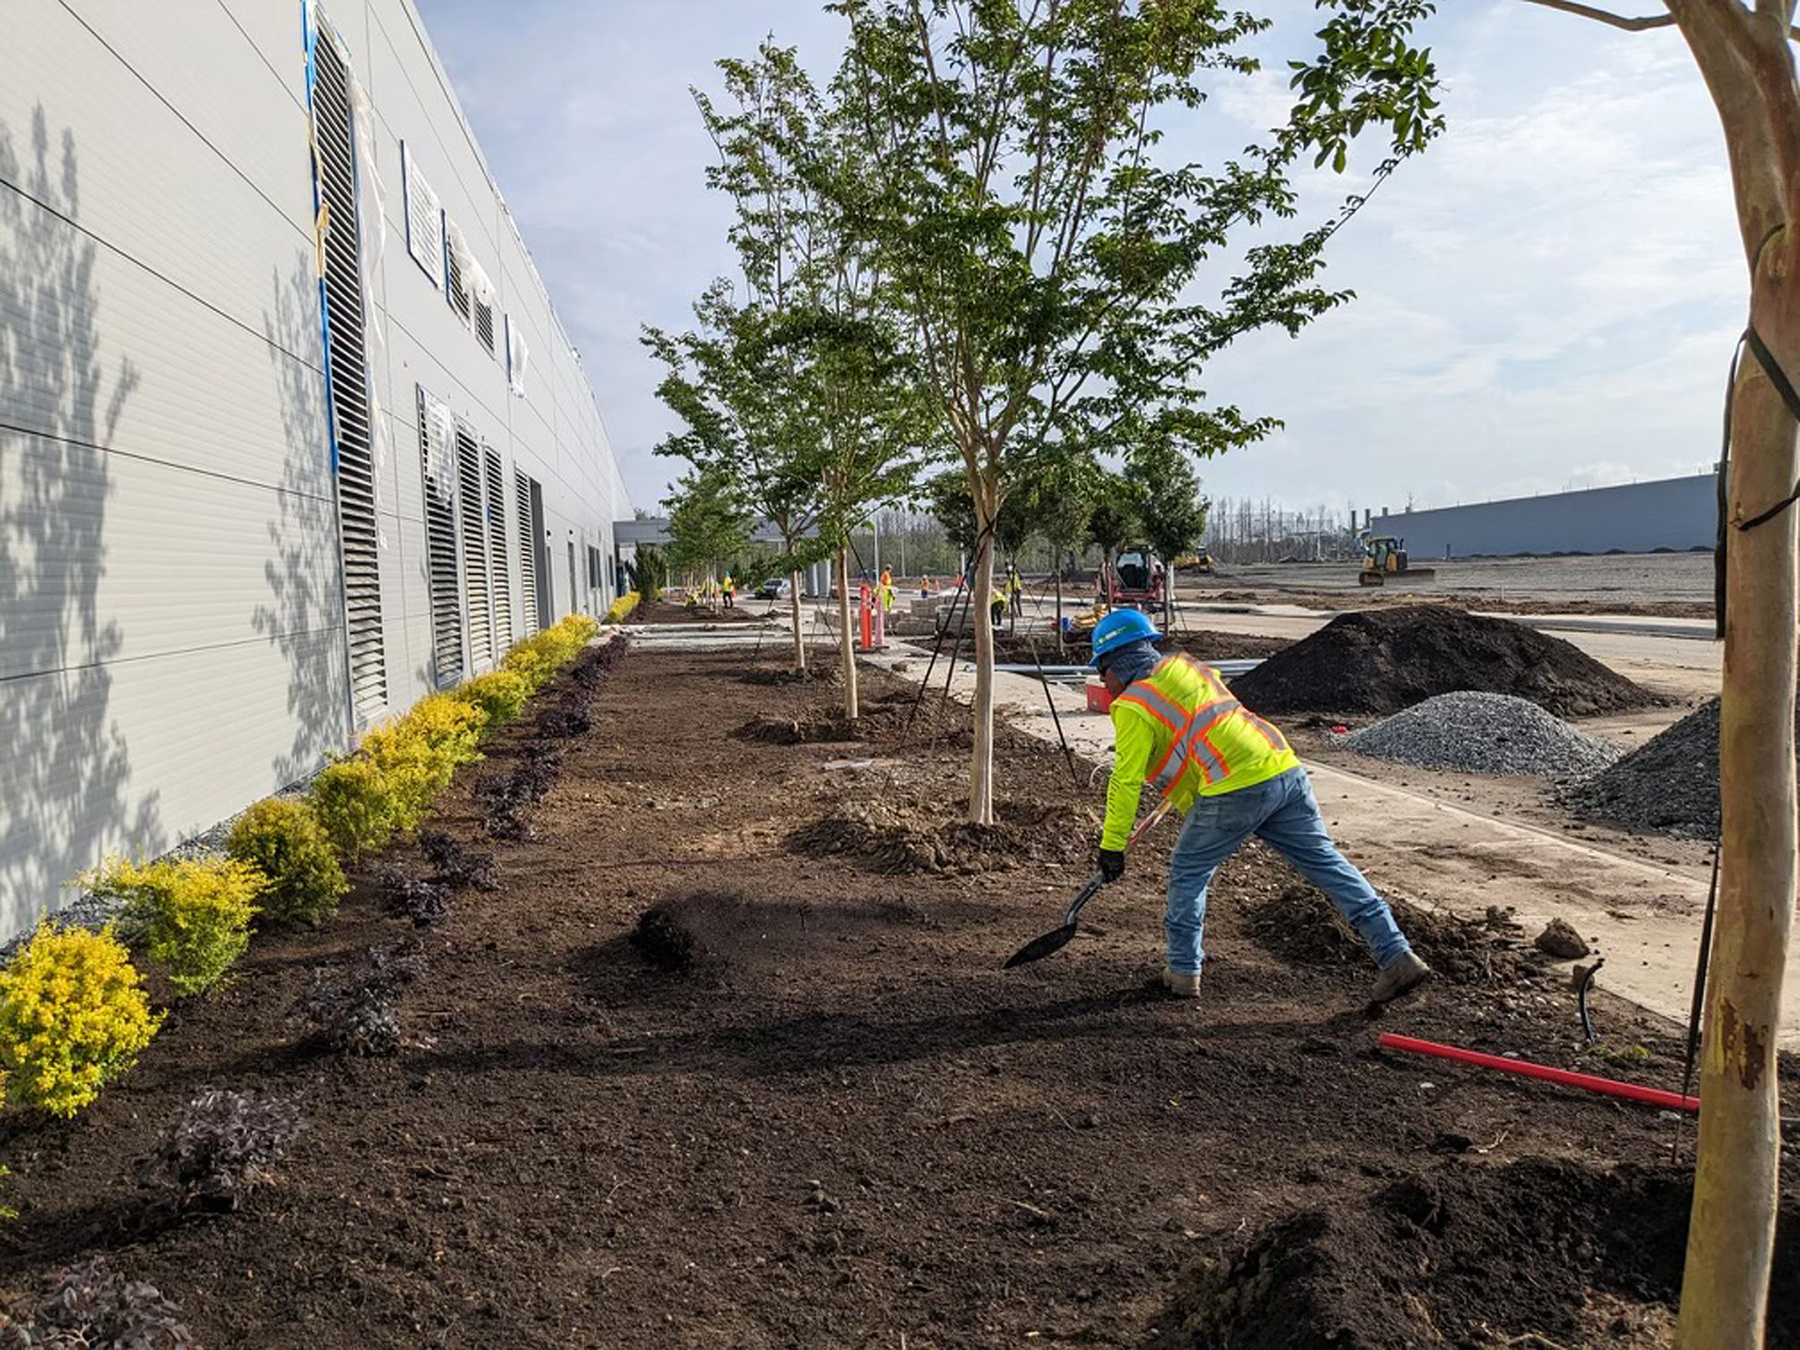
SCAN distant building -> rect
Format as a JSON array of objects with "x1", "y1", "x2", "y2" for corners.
[
  {"x1": 1369, "y1": 472, "x2": 1717, "y2": 559},
  {"x1": 0, "y1": 0, "x2": 630, "y2": 934}
]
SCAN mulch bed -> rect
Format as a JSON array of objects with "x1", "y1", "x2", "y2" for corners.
[
  {"x1": 0, "y1": 648, "x2": 1791, "y2": 1347},
  {"x1": 1230, "y1": 604, "x2": 1662, "y2": 719}
]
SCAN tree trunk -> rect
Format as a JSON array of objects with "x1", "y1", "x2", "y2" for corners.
[
  {"x1": 789, "y1": 568, "x2": 805, "y2": 673},
  {"x1": 968, "y1": 520, "x2": 996, "y2": 826},
  {"x1": 1054, "y1": 546, "x2": 1063, "y2": 653},
  {"x1": 837, "y1": 545, "x2": 859, "y2": 721},
  {"x1": 1678, "y1": 312, "x2": 1798, "y2": 1350}
]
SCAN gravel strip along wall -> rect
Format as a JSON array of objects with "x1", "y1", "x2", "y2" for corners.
[
  {"x1": 1230, "y1": 606, "x2": 1659, "y2": 718},
  {"x1": 1342, "y1": 691, "x2": 1622, "y2": 780}
]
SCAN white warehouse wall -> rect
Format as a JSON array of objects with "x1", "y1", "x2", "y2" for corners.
[{"x1": 0, "y1": 0, "x2": 628, "y2": 937}]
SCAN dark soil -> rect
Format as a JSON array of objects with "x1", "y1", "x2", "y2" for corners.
[
  {"x1": 984, "y1": 629, "x2": 1289, "y2": 667},
  {"x1": 737, "y1": 663, "x2": 840, "y2": 687},
  {"x1": 1569, "y1": 696, "x2": 1800, "y2": 838},
  {"x1": 629, "y1": 598, "x2": 755, "y2": 624},
  {"x1": 1247, "y1": 882, "x2": 1547, "y2": 988},
  {"x1": 0, "y1": 647, "x2": 1792, "y2": 1347},
  {"x1": 1230, "y1": 605, "x2": 1660, "y2": 719},
  {"x1": 1149, "y1": 1159, "x2": 1800, "y2": 1349}
]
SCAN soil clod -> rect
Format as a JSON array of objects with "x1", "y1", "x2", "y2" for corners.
[{"x1": 1536, "y1": 917, "x2": 1591, "y2": 960}]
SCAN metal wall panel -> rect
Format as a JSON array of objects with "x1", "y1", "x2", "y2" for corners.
[{"x1": 0, "y1": 0, "x2": 628, "y2": 936}]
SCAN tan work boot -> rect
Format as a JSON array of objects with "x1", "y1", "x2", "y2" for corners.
[
  {"x1": 1370, "y1": 951, "x2": 1431, "y2": 1006},
  {"x1": 1162, "y1": 966, "x2": 1202, "y2": 998}
]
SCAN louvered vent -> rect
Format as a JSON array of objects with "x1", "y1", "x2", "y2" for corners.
[
  {"x1": 313, "y1": 24, "x2": 387, "y2": 721},
  {"x1": 403, "y1": 142, "x2": 443, "y2": 286},
  {"x1": 515, "y1": 469, "x2": 539, "y2": 635},
  {"x1": 455, "y1": 424, "x2": 493, "y2": 667},
  {"x1": 475, "y1": 299, "x2": 496, "y2": 356},
  {"x1": 417, "y1": 387, "x2": 464, "y2": 688},
  {"x1": 445, "y1": 228, "x2": 471, "y2": 327},
  {"x1": 484, "y1": 446, "x2": 512, "y2": 648}
]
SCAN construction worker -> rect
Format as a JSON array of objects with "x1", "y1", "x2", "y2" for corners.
[
  {"x1": 1005, "y1": 563, "x2": 1023, "y2": 618},
  {"x1": 879, "y1": 567, "x2": 895, "y2": 614},
  {"x1": 722, "y1": 573, "x2": 735, "y2": 610},
  {"x1": 1089, "y1": 609, "x2": 1430, "y2": 1004}
]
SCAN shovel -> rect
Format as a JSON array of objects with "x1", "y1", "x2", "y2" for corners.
[{"x1": 1004, "y1": 803, "x2": 1170, "y2": 969}]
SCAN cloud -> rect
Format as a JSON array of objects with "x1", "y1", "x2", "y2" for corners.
[{"x1": 419, "y1": 0, "x2": 1749, "y2": 519}]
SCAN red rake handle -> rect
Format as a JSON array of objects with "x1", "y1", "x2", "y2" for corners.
[{"x1": 1377, "y1": 1033, "x2": 1699, "y2": 1112}]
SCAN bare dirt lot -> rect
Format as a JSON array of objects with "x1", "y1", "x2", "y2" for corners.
[
  {"x1": 1189, "y1": 553, "x2": 1716, "y2": 617},
  {"x1": 2, "y1": 645, "x2": 1793, "y2": 1347}
]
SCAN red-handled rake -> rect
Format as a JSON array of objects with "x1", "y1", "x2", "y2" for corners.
[{"x1": 1003, "y1": 803, "x2": 1171, "y2": 968}]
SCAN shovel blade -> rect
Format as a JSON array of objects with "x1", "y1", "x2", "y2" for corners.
[{"x1": 1003, "y1": 923, "x2": 1078, "y2": 969}]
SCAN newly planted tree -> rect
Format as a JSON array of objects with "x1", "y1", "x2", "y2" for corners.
[
  {"x1": 833, "y1": 0, "x2": 1442, "y2": 822},
  {"x1": 663, "y1": 465, "x2": 752, "y2": 608},
  {"x1": 1133, "y1": 443, "x2": 1211, "y2": 631}
]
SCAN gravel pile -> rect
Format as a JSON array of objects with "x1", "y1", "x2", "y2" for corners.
[
  {"x1": 1230, "y1": 606, "x2": 1659, "y2": 719},
  {"x1": 1566, "y1": 697, "x2": 1800, "y2": 837},
  {"x1": 1343, "y1": 691, "x2": 1622, "y2": 780}
]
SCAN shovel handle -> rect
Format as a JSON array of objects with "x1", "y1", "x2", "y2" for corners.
[{"x1": 1063, "y1": 804, "x2": 1172, "y2": 926}]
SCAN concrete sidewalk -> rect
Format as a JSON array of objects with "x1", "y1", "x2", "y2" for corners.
[{"x1": 862, "y1": 640, "x2": 1786, "y2": 1047}]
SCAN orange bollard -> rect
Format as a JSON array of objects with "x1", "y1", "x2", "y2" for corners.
[{"x1": 858, "y1": 583, "x2": 874, "y2": 651}]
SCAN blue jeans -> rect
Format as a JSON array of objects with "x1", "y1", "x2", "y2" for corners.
[{"x1": 1164, "y1": 767, "x2": 1411, "y2": 976}]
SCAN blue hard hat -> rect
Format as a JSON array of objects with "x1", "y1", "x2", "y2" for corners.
[{"x1": 1090, "y1": 609, "x2": 1162, "y2": 667}]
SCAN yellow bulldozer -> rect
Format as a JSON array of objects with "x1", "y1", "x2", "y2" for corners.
[{"x1": 1358, "y1": 533, "x2": 1437, "y2": 587}]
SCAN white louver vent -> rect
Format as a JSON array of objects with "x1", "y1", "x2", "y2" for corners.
[
  {"x1": 455, "y1": 424, "x2": 493, "y2": 668},
  {"x1": 313, "y1": 23, "x2": 387, "y2": 722},
  {"x1": 417, "y1": 387, "x2": 464, "y2": 689},
  {"x1": 444, "y1": 220, "x2": 472, "y2": 327},
  {"x1": 515, "y1": 469, "x2": 539, "y2": 635},
  {"x1": 484, "y1": 446, "x2": 512, "y2": 649},
  {"x1": 403, "y1": 142, "x2": 443, "y2": 287},
  {"x1": 475, "y1": 299, "x2": 496, "y2": 356}
]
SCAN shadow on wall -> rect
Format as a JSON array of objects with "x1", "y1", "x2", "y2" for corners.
[
  {"x1": 0, "y1": 107, "x2": 156, "y2": 930},
  {"x1": 257, "y1": 261, "x2": 350, "y2": 783}
]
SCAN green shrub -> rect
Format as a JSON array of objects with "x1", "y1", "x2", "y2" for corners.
[
  {"x1": 310, "y1": 695, "x2": 488, "y2": 859},
  {"x1": 225, "y1": 799, "x2": 346, "y2": 927},
  {"x1": 88, "y1": 859, "x2": 262, "y2": 997},
  {"x1": 0, "y1": 923, "x2": 162, "y2": 1116},
  {"x1": 451, "y1": 669, "x2": 530, "y2": 730}
]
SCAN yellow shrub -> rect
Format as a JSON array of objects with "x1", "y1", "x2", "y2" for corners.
[
  {"x1": 88, "y1": 859, "x2": 262, "y2": 997},
  {"x1": 450, "y1": 668, "x2": 530, "y2": 730},
  {"x1": 504, "y1": 615, "x2": 600, "y2": 693},
  {"x1": 308, "y1": 758, "x2": 398, "y2": 858},
  {"x1": 361, "y1": 695, "x2": 484, "y2": 820},
  {"x1": 603, "y1": 591, "x2": 640, "y2": 625},
  {"x1": 0, "y1": 923, "x2": 162, "y2": 1117},
  {"x1": 225, "y1": 799, "x2": 345, "y2": 927}
]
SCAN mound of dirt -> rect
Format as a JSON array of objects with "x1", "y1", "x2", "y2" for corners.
[
  {"x1": 1568, "y1": 696, "x2": 1800, "y2": 838},
  {"x1": 1150, "y1": 1159, "x2": 1800, "y2": 1349},
  {"x1": 1229, "y1": 606, "x2": 1658, "y2": 719},
  {"x1": 735, "y1": 712, "x2": 866, "y2": 745},
  {"x1": 1247, "y1": 885, "x2": 1546, "y2": 987},
  {"x1": 788, "y1": 798, "x2": 1099, "y2": 875}
]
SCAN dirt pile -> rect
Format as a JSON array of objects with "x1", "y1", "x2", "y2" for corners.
[
  {"x1": 1247, "y1": 884, "x2": 1547, "y2": 987},
  {"x1": 788, "y1": 798, "x2": 1098, "y2": 874},
  {"x1": 1229, "y1": 606, "x2": 1658, "y2": 719},
  {"x1": 627, "y1": 890, "x2": 804, "y2": 977},
  {"x1": 1150, "y1": 1159, "x2": 1800, "y2": 1349},
  {"x1": 738, "y1": 665, "x2": 840, "y2": 687},
  {"x1": 734, "y1": 703, "x2": 903, "y2": 745},
  {"x1": 1568, "y1": 696, "x2": 1800, "y2": 838}
]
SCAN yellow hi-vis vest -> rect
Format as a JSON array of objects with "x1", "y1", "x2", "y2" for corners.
[{"x1": 1101, "y1": 654, "x2": 1299, "y2": 849}]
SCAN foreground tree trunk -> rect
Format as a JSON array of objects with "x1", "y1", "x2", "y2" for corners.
[
  {"x1": 1663, "y1": 8, "x2": 1800, "y2": 1344},
  {"x1": 837, "y1": 545, "x2": 859, "y2": 720},
  {"x1": 789, "y1": 568, "x2": 806, "y2": 672},
  {"x1": 1054, "y1": 546, "x2": 1064, "y2": 653}
]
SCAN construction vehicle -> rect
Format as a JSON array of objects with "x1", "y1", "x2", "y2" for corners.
[
  {"x1": 1096, "y1": 545, "x2": 1166, "y2": 612},
  {"x1": 1358, "y1": 533, "x2": 1437, "y2": 587}
]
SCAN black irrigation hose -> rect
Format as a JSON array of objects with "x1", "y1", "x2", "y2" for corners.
[
  {"x1": 1673, "y1": 842, "x2": 1722, "y2": 1164},
  {"x1": 1028, "y1": 637, "x2": 1081, "y2": 787},
  {"x1": 1577, "y1": 957, "x2": 1605, "y2": 1044}
]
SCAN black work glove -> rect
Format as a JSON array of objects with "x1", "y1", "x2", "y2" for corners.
[{"x1": 1097, "y1": 848, "x2": 1126, "y2": 883}]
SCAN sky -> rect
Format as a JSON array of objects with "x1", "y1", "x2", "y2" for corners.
[{"x1": 417, "y1": 0, "x2": 1744, "y2": 522}]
